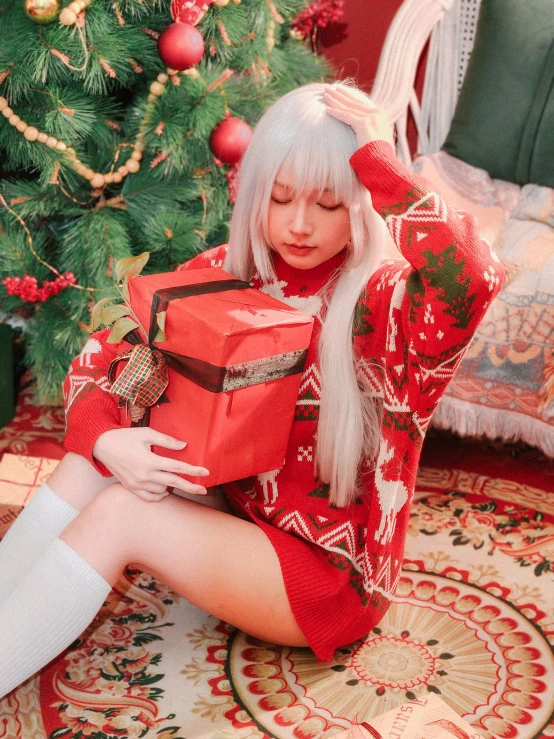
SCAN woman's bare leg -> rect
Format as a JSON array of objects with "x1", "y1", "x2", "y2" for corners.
[
  {"x1": 61, "y1": 483, "x2": 309, "y2": 647},
  {"x1": 47, "y1": 452, "x2": 116, "y2": 510}
]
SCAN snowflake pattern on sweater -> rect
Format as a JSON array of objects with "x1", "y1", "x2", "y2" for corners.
[{"x1": 63, "y1": 142, "x2": 504, "y2": 661}]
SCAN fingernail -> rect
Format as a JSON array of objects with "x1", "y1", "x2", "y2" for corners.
[
  {"x1": 199, "y1": 468, "x2": 210, "y2": 476},
  {"x1": 196, "y1": 487, "x2": 207, "y2": 495}
]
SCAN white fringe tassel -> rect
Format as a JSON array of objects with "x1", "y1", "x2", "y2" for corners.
[{"x1": 431, "y1": 396, "x2": 554, "y2": 458}]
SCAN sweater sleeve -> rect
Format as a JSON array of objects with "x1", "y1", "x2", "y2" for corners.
[
  {"x1": 62, "y1": 245, "x2": 230, "y2": 475},
  {"x1": 350, "y1": 140, "x2": 505, "y2": 414},
  {"x1": 63, "y1": 328, "x2": 122, "y2": 476}
]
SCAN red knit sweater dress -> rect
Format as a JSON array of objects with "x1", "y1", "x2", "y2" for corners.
[{"x1": 63, "y1": 141, "x2": 505, "y2": 662}]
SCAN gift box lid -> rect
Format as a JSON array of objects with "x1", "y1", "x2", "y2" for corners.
[{"x1": 127, "y1": 267, "x2": 314, "y2": 368}]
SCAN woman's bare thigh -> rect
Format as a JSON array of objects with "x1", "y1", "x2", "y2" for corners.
[{"x1": 61, "y1": 485, "x2": 309, "y2": 648}]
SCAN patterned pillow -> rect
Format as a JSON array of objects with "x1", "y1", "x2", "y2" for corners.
[{"x1": 442, "y1": 0, "x2": 554, "y2": 188}]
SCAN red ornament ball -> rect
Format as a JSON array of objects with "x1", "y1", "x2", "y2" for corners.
[
  {"x1": 209, "y1": 117, "x2": 253, "y2": 165},
  {"x1": 157, "y1": 22, "x2": 205, "y2": 71}
]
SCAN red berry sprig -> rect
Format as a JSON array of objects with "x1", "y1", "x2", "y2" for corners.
[
  {"x1": 2, "y1": 272, "x2": 77, "y2": 303},
  {"x1": 291, "y1": 0, "x2": 345, "y2": 39}
]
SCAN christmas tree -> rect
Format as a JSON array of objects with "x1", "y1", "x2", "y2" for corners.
[{"x1": 0, "y1": 0, "x2": 333, "y2": 404}]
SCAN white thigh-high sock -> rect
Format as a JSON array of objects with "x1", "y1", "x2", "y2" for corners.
[
  {"x1": 0, "y1": 483, "x2": 78, "y2": 597},
  {"x1": 0, "y1": 538, "x2": 111, "y2": 700}
]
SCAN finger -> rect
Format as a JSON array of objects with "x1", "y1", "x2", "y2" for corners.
[
  {"x1": 324, "y1": 99, "x2": 370, "y2": 120},
  {"x1": 138, "y1": 481, "x2": 167, "y2": 495},
  {"x1": 165, "y1": 477, "x2": 208, "y2": 495},
  {"x1": 145, "y1": 430, "x2": 187, "y2": 450},
  {"x1": 164, "y1": 461, "x2": 210, "y2": 477},
  {"x1": 132, "y1": 489, "x2": 170, "y2": 502},
  {"x1": 326, "y1": 86, "x2": 379, "y2": 111},
  {"x1": 325, "y1": 108, "x2": 362, "y2": 125}
]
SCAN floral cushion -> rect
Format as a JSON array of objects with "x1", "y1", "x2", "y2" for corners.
[{"x1": 412, "y1": 151, "x2": 554, "y2": 456}]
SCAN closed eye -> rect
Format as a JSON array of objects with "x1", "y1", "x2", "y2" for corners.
[
  {"x1": 271, "y1": 197, "x2": 291, "y2": 204},
  {"x1": 317, "y1": 202, "x2": 342, "y2": 211}
]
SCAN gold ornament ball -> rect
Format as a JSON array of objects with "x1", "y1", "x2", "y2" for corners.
[
  {"x1": 112, "y1": 172, "x2": 123, "y2": 183},
  {"x1": 16, "y1": 120, "x2": 29, "y2": 133},
  {"x1": 37, "y1": 132, "x2": 48, "y2": 143},
  {"x1": 24, "y1": 0, "x2": 60, "y2": 24},
  {"x1": 0, "y1": 97, "x2": 8, "y2": 111},
  {"x1": 126, "y1": 159, "x2": 140, "y2": 173},
  {"x1": 2, "y1": 106, "x2": 13, "y2": 119},
  {"x1": 214, "y1": 0, "x2": 229, "y2": 5},
  {"x1": 8, "y1": 114, "x2": 20, "y2": 126}
]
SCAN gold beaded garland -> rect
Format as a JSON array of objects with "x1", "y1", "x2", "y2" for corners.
[
  {"x1": 25, "y1": 127, "x2": 40, "y2": 142},
  {"x1": 90, "y1": 173, "x2": 105, "y2": 188},
  {"x1": 59, "y1": 0, "x2": 91, "y2": 26},
  {"x1": 149, "y1": 81, "x2": 165, "y2": 97},
  {"x1": 59, "y1": 8, "x2": 76, "y2": 24},
  {"x1": 0, "y1": 63, "x2": 175, "y2": 189}
]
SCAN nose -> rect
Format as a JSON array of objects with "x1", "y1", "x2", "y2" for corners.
[{"x1": 289, "y1": 200, "x2": 313, "y2": 237}]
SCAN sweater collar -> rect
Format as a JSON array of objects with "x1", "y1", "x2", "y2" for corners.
[{"x1": 270, "y1": 248, "x2": 348, "y2": 293}]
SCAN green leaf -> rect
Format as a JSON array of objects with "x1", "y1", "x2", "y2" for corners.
[
  {"x1": 91, "y1": 296, "x2": 117, "y2": 330},
  {"x1": 130, "y1": 673, "x2": 164, "y2": 686},
  {"x1": 100, "y1": 303, "x2": 131, "y2": 325},
  {"x1": 115, "y1": 252, "x2": 150, "y2": 283},
  {"x1": 50, "y1": 729, "x2": 72, "y2": 739},
  {"x1": 107, "y1": 317, "x2": 139, "y2": 343},
  {"x1": 133, "y1": 632, "x2": 163, "y2": 646}
]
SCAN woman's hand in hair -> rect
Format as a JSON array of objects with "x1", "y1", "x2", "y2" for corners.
[
  {"x1": 323, "y1": 85, "x2": 394, "y2": 149},
  {"x1": 92, "y1": 427, "x2": 210, "y2": 502}
]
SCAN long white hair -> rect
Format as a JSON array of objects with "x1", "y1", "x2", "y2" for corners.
[{"x1": 224, "y1": 82, "x2": 391, "y2": 507}]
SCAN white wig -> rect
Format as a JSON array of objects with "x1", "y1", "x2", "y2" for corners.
[{"x1": 224, "y1": 82, "x2": 391, "y2": 507}]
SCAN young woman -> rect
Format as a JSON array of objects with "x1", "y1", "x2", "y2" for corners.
[{"x1": 0, "y1": 83, "x2": 504, "y2": 697}]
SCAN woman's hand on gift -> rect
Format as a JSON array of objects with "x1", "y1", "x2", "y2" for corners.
[
  {"x1": 92, "y1": 427, "x2": 210, "y2": 502},
  {"x1": 323, "y1": 85, "x2": 394, "y2": 149}
]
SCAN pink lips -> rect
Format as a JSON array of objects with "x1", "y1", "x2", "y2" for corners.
[{"x1": 285, "y1": 243, "x2": 315, "y2": 254}]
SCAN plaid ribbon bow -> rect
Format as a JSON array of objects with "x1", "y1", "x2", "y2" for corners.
[{"x1": 108, "y1": 344, "x2": 169, "y2": 408}]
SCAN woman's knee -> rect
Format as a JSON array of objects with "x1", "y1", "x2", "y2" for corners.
[
  {"x1": 48, "y1": 453, "x2": 116, "y2": 510},
  {"x1": 86, "y1": 483, "x2": 136, "y2": 527},
  {"x1": 61, "y1": 483, "x2": 142, "y2": 583}
]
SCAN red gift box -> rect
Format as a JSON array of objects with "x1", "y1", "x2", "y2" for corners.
[{"x1": 111, "y1": 267, "x2": 314, "y2": 488}]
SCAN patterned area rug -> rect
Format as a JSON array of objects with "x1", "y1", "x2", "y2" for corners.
[{"x1": 0, "y1": 396, "x2": 553, "y2": 739}]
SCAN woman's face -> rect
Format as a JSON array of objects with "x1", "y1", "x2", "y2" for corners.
[{"x1": 267, "y1": 165, "x2": 351, "y2": 270}]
